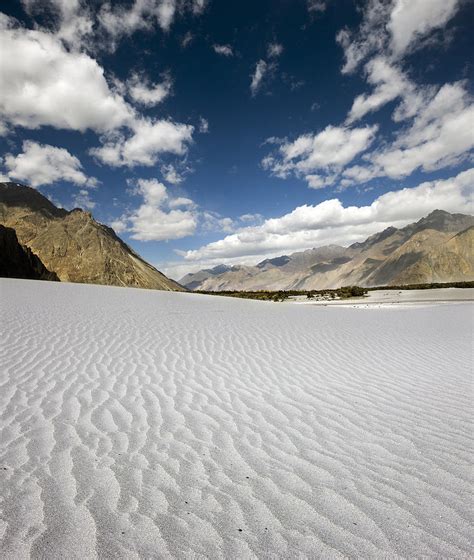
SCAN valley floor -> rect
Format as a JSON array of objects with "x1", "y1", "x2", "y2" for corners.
[
  {"x1": 0, "y1": 279, "x2": 472, "y2": 559},
  {"x1": 291, "y1": 287, "x2": 474, "y2": 308}
]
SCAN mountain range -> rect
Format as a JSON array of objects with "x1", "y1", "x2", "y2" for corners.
[
  {"x1": 180, "y1": 210, "x2": 474, "y2": 291},
  {"x1": 0, "y1": 182, "x2": 183, "y2": 291}
]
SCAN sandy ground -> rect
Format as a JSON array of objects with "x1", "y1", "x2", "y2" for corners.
[
  {"x1": 291, "y1": 287, "x2": 474, "y2": 308},
  {"x1": 0, "y1": 278, "x2": 472, "y2": 559}
]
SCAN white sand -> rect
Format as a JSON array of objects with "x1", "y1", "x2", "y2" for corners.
[
  {"x1": 292, "y1": 287, "x2": 474, "y2": 308},
  {"x1": 0, "y1": 278, "x2": 472, "y2": 559}
]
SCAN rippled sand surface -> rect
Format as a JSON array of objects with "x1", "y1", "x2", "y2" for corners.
[{"x1": 0, "y1": 279, "x2": 472, "y2": 559}]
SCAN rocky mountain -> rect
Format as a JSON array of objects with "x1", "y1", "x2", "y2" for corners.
[
  {"x1": 181, "y1": 210, "x2": 474, "y2": 291},
  {"x1": 180, "y1": 264, "x2": 232, "y2": 290},
  {"x1": 0, "y1": 225, "x2": 59, "y2": 281},
  {"x1": 0, "y1": 182, "x2": 184, "y2": 291}
]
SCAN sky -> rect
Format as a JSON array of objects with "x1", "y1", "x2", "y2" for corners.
[{"x1": 0, "y1": 0, "x2": 473, "y2": 280}]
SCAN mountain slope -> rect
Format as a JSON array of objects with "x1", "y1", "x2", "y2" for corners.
[
  {"x1": 181, "y1": 210, "x2": 474, "y2": 290},
  {"x1": 0, "y1": 182, "x2": 184, "y2": 291},
  {"x1": 0, "y1": 225, "x2": 59, "y2": 281}
]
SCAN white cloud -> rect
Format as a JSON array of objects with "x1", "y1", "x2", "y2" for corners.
[
  {"x1": 169, "y1": 197, "x2": 194, "y2": 208},
  {"x1": 250, "y1": 60, "x2": 268, "y2": 96},
  {"x1": 337, "y1": 0, "x2": 461, "y2": 74},
  {"x1": 72, "y1": 189, "x2": 96, "y2": 210},
  {"x1": 388, "y1": 0, "x2": 460, "y2": 56},
  {"x1": 369, "y1": 82, "x2": 474, "y2": 179},
  {"x1": 239, "y1": 213, "x2": 263, "y2": 223},
  {"x1": 201, "y1": 212, "x2": 235, "y2": 233},
  {"x1": 341, "y1": 81, "x2": 474, "y2": 187},
  {"x1": 336, "y1": 0, "x2": 389, "y2": 74},
  {"x1": 21, "y1": 0, "x2": 94, "y2": 50},
  {"x1": 4, "y1": 140, "x2": 98, "y2": 188},
  {"x1": 161, "y1": 163, "x2": 184, "y2": 184},
  {"x1": 267, "y1": 42, "x2": 283, "y2": 58},
  {"x1": 0, "y1": 17, "x2": 132, "y2": 133},
  {"x1": 0, "y1": 15, "x2": 195, "y2": 170},
  {"x1": 212, "y1": 44, "x2": 233, "y2": 56},
  {"x1": 200, "y1": 211, "x2": 264, "y2": 235},
  {"x1": 346, "y1": 57, "x2": 427, "y2": 124},
  {"x1": 180, "y1": 168, "x2": 473, "y2": 264},
  {"x1": 305, "y1": 174, "x2": 339, "y2": 190},
  {"x1": 263, "y1": 125, "x2": 377, "y2": 186},
  {"x1": 91, "y1": 119, "x2": 194, "y2": 167},
  {"x1": 110, "y1": 217, "x2": 128, "y2": 233},
  {"x1": 113, "y1": 178, "x2": 197, "y2": 241},
  {"x1": 22, "y1": 0, "x2": 207, "y2": 52},
  {"x1": 127, "y1": 73, "x2": 172, "y2": 106},
  {"x1": 341, "y1": 165, "x2": 379, "y2": 184},
  {"x1": 98, "y1": 0, "x2": 176, "y2": 42}
]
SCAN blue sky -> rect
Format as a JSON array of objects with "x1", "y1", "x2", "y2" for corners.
[{"x1": 0, "y1": 0, "x2": 473, "y2": 279}]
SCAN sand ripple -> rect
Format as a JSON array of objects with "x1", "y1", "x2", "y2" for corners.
[{"x1": 0, "y1": 279, "x2": 472, "y2": 559}]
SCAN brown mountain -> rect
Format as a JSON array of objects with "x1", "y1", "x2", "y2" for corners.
[
  {"x1": 181, "y1": 210, "x2": 474, "y2": 291},
  {"x1": 0, "y1": 225, "x2": 59, "y2": 281},
  {"x1": 0, "y1": 182, "x2": 184, "y2": 291}
]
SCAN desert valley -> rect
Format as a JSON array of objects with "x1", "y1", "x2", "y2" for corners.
[
  {"x1": 1, "y1": 1, "x2": 474, "y2": 559},
  {"x1": 1, "y1": 180, "x2": 473, "y2": 559}
]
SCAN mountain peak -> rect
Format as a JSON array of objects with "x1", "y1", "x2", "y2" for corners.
[
  {"x1": 0, "y1": 182, "x2": 184, "y2": 291},
  {"x1": 410, "y1": 208, "x2": 473, "y2": 234},
  {"x1": 180, "y1": 210, "x2": 474, "y2": 291},
  {"x1": 0, "y1": 181, "x2": 67, "y2": 218}
]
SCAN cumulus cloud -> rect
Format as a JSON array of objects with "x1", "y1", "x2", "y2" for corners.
[
  {"x1": 21, "y1": 0, "x2": 94, "y2": 50},
  {"x1": 262, "y1": 125, "x2": 377, "y2": 187},
  {"x1": 181, "y1": 168, "x2": 473, "y2": 263},
  {"x1": 346, "y1": 56, "x2": 428, "y2": 124},
  {"x1": 337, "y1": 0, "x2": 461, "y2": 74},
  {"x1": 127, "y1": 73, "x2": 172, "y2": 106},
  {"x1": 388, "y1": 0, "x2": 461, "y2": 56},
  {"x1": 4, "y1": 140, "x2": 98, "y2": 188},
  {"x1": 0, "y1": 15, "x2": 195, "y2": 170},
  {"x1": 21, "y1": 0, "x2": 207, "y2": 52},
  {"x1": 90, "y1": 119, "x2": 194, "y2": 167},
  {"x1": 0, "y1": 17, "x2": 132, "y2": 133},
  {"x1": 200, "y1": 211, "x2": 263, "y2": 235},
  {"x1": 345, "y1": 81, "x2": 474, "y2": 184},
  {"x1": 98, "y1": 0, "x2": 206, "y2": 47},
  {"x1": 161, "y1": 163, "x2": 184, "y2": 184},
  {"x1": 72, "y1": 189, "x2": 96, "y2": 209},
  {"x1": 336, "y1": 0, "x2": 389, "y2": 75},
  {"x1": 99, "y1": 0, "x2": 176, "y2": 39},
  {"x1": 374, "y1": 84, "x2": 474, "y2": 176},
  {"x1": 113, "y1": 178, "x2": 197, "y2": 241},
  {"x1": 201, "y1": 212, "x2": 235, "y2": 233},
  {"x1": 212, "y1": 44, "x2": 233, "y2": 56}
]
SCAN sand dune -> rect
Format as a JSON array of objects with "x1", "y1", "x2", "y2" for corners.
[{"x1": 0, "y1": 279, "x2": 472, "y2": 559}]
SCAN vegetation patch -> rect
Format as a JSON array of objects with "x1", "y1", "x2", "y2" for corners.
[{"x1": 196, "y1": 281, "x2": 473, "y2": 302}]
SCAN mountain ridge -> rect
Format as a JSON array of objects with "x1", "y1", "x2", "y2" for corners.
[
  {"x1": 181, "y1": 210, "x2": 474, "y2": 291},
  {"x1": 0, "y1": 182, "x2": 185, "y2": 291}
]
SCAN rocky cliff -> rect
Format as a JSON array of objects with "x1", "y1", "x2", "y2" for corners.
[
  {"x1": 0, "y1": 225, "x2": 59, "y2": 281},
  {"x1": 0, "y1": 182, "x2": 185, "y2": 291}
]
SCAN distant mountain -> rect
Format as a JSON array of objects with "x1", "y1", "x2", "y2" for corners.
[
  {"x1": 0, "y1": 225, "x2": 59, "y2": 281},
  {"x1": 180, "y1": 210, "x2": 474, "y2": 291},
  {"x1": 180, "y1": 264, "x2": 232, "y2": 290},
  {"x1": 0, "y1": 182, "x2": 184, "y2": 291}
]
